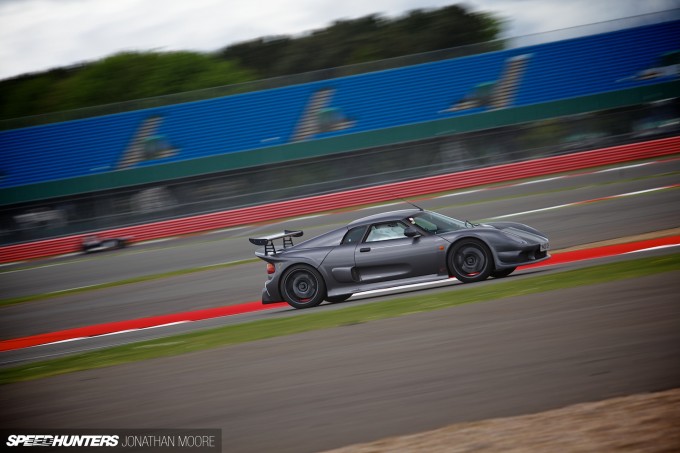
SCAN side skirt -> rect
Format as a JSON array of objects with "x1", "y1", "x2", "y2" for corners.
[{"x1": 327, "y1": 274, "x2": 452, "y2": 298}]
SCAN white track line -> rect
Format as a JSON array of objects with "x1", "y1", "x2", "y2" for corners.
[
  {"x1": 488, "y1": 203, "x2": 573, "y2": 220},
  {"x1": 435, "y1": 189, "x2": 484, "y2": 198},
  {"x1": 624, "y1": 244, "x2": 680, "y2": 254},
  {"x1": 290, "y1": 214, "x2": 325, "y2": 221},
  {"x1": 488, "y1": 185, "x2": 676, "y2": 220},
  {"x1": 516, "y1": 176, "x2": 565, "y2": 186},
  {"x1": 138, "y1": 237, "x2": 178, "y2": 245},
  {"x1": 360, "y1": 202, "x2": 403, "y2": 211},
  {"x1": 597, "y1": 162, "x2": 653, "y2": 173},
  {"x1": 205, "y1": 226, "x2": 248, "y2": 235},
  {"x1": 27, "y1": 322, "x2": 192, "y2": 349},
  {"x1": 610, "y1": 187, "x2": 671, "y2": 198}
]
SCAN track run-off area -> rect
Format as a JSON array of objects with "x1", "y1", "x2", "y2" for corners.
[{"x1": 1, "y1": 153, "x2": 679, "y2": 452}]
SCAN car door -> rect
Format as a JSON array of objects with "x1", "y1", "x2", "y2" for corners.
[
  {"x1": 319, "y1": 226, "x2": 366, "y2": 285},
  {"x1": 353, "y1": 221, "x2": 447, "y2": 283}
]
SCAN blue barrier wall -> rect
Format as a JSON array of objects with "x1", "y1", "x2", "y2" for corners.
[{"x1": 1, "y1": 20, "x2": 678, "y2": 189}]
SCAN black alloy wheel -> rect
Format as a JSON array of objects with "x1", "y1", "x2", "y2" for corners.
[
  {"x1": 448, "y1": 239, "x2": 493, "y2": 283},
  {"x1": 281, "y1": 265, "x2": 327, "y2": 309}
]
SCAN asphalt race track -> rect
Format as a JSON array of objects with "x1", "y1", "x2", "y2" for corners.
[
  {"x1": 2, "y1": 272, "x2": 679, "y2": 453},
  {"x1": 0, "y1": 157, "x2": 679, "y2": 451}
]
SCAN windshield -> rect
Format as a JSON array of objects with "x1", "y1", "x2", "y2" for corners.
[{"x1": 409, "y1": 211, "x2": 468, "y2": 234}]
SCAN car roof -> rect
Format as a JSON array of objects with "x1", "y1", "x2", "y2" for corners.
[{"x1": 347, "y1": 208, "x2": 423, "y2": 227}]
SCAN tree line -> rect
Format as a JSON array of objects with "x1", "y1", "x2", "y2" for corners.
[{"x1": 0, "y1": 4, "x2": 501, "y2": 121}]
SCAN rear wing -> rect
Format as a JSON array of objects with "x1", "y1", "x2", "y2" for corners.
[{"x1": 249, "y1": 230, "x2": 303, "y2": 256}]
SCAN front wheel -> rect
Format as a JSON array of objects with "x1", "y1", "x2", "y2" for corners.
[
  {"x1": 448, "y1": 239, "x2": 493, "y2": 283},
  {"x1": 281, "y1": 265, "x2": 327, "y2": 309}
]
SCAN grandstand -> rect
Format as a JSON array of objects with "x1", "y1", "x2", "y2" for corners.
[{"x1": 0, "y1": 18, "x2": 678, "y2": 244}]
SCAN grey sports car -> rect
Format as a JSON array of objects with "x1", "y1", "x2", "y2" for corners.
[{"x1": 249, "y1": 208, "x2": 550, "y2": 309}]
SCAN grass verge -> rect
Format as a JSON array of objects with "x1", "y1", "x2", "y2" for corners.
[
  {"x1": 0, "y1": 258, "x2": 259, "y2": 308},
  {"x1": 2, "y1": 253, "x2": 678, "y2": 385}
]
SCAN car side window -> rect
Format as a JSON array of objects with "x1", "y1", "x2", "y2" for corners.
[
  {"x1": 342, "y1": 226, "x2": 367, "y2": 244},
  {"x1": 365, "y1": 222, "x2": 408, "y2": 242},
  {"x1": 413, "y1": 216, "x2": 438, "y2": 233}
]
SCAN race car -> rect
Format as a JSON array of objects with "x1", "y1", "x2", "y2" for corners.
[
  {"x1": 249, "y1": 208, "x2": 550, "y2": 309},
  {"x1": 81, "y1": 235, "x2": 130, "y2": 253}
]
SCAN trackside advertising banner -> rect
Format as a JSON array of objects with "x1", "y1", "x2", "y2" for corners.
[{"x1": 1, "y1": 430, "x2": 221, "y2": 452}]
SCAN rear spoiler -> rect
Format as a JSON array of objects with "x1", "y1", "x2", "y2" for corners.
[{"x1": 249, "y1": 230, "x2": 303, "y2": 256}]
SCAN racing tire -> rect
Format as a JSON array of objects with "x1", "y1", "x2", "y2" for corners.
[
  {"x1": 448, "y1": 239, "x2": 493, "y2": 283},
  {"x1": 326, "y1": 294, "x2": 352, "y2": 303},
  {"x1": 281, "y1": 265, "x2": 327, "y2": 309},
  {"x1": 491, "y1": 267, "x2": 516, "y2": 278}
]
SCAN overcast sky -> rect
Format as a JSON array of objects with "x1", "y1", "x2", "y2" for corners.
[{"x1": 0, "y1": 0, "x2": 678, "y2": 80}]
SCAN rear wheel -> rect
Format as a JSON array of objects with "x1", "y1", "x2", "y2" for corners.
[
  {"x1": 491, "y1": 267, "x2": 516, "y2": 278},
  {"x1": 281, "y1": 265, "x2": 326, "y2": 309},
  {"x1": 448, "y1": 239, "x2": 493, "y2": 283}
]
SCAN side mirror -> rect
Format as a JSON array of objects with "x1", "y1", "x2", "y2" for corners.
[{"x1": 404, "y1": 226, "x2": 421, "y2": 238}]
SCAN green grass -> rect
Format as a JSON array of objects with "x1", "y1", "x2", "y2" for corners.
[
  {"x1": 0, "y1": 258, "x2": 259, "y2": 307},
  {"x1": 2, "y1": 253, "x2": 678, "y2": 385}
]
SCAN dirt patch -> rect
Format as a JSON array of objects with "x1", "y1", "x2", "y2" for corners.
[{"x1": 324, "y1": 388, "x2": 680, "y2": 453}]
